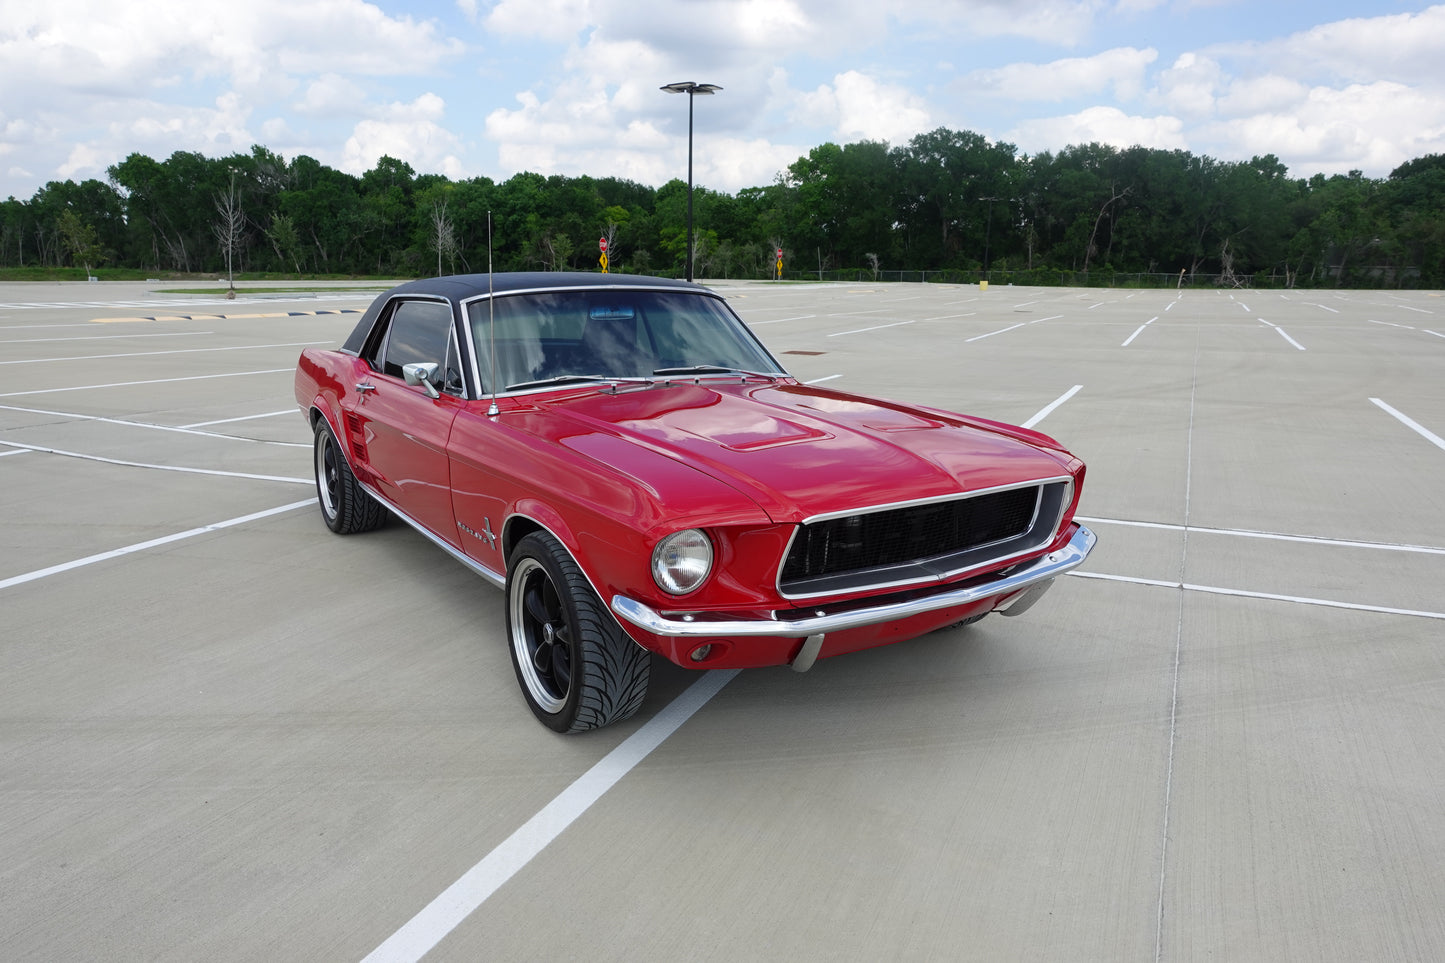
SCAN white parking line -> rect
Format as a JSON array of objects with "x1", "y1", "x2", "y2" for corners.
[
  {"x1": 0, "y1": 439, "x2": 311, "y2": 483},
  {"x1": 0, "y1": 368, "x2": 292, "y2": 398},
  {"x1": 804, "y1": 374, "x2": 843, "y2": 384},
  {"x1": 1076, "y1": 515, "x2": 1445, "y2": 555},
  {"x1": 1258, "y1": 319, "x2": 1306, "y2": 350},
  {"x1": 0, "y1": 403, "x2": 307, "y2": 447},
  {"x1": 746, "y1": 314, "x2": 816, "y2": 326},
  {"x1": 1370, "y1": 398, "x2": 1445, "y2": 452},
  {"x1": 0, "y1": 331, "x2": 213, "y2": 344},
  {"x1": 1122, "y1": 317, "x2": 1158, "y2": 347},
  {"x1": 0, "y1": 340, "x2": 326, "y2": 366},
  {"x1": 827, "y1": 320, "x2": 916, "y2": 337},
  {"x1": 362, "y1": 669, "x2": 740, "y2": 963},
  {"x1": 0, "y1": 500, "x2": 313, "y2": 592},
  {"x1": 966, "y1": 322, "x2": 1027, "y2": 343},
  {"x1": 1070, "y1": 571, "x2": 1445, "y2": 621},
  {"x1": 1022, "y1": 386, "x2": 1082, "y2": 429},
  {"x1": 182, "y1": 410, "x2": 298, "y2": 428}
]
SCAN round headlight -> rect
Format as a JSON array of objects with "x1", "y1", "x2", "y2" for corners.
[{"x1": 652, "y1": 529, "x2": 713, "y2": 595}]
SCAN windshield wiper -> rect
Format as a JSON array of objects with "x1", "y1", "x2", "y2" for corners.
[
  {"x1": 499, "y1": 373, "x2": 653, "y2": 393},
  {"x1": 651, "y1": 365, "x2": 780, "y2": 379},
  {"x1": 503, "y1": 374, "x2": 617, "y2": 392}
]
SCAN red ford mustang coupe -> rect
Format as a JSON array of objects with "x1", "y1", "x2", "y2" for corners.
[{"x1": 295, "y1": 273, "x2": 1094, "y2": 732}]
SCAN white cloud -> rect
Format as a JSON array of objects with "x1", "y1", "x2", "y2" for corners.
[
  {"x1": 1, "y1": 0, "x2": 1442, "y2": 203},
  {"x1": 485, "y1": 0, "x2": 594, "y2": 41},
  {"x1": 0, "y1": 0, "x2": 468, "y2": 192},
  {"x1": 1222, "y1": 5, "x2": 1445, "y2": 86},
  {"x1": 295, "y1": 74, "x2": 371, "y2": 118},
  {"x1": 965, "y1": 47, "x2": 1157, "y2": 102},
  {"x1": 342, "y1": 94, "x2": 464, "y2": 176},
  {"x1": 0, "y1": 0, "x2": 463, "y2": 92},
  {"x1": 1215, "y1": 74, "x2": 1308, "y2": 118},
  {"x1": 795, "y1": 71, "x2": 932, "y2": 144},
  {"x1": 1008, "y1": 105, "x2": 1187, "y2": 154},
  {"x1": 890, "y1": 0, "x2": 1106, "y2": 44},
  {"x1": 1155, "y1": 52, "x2": 1223, "y2": 118},
  {"x1": 1199, "y1": 81, "x2": 1445, "y2": 177}
]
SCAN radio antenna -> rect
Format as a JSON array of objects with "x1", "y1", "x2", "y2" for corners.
[{"x1": 486, "y1": 210, "x2": 499, "y2": 417}]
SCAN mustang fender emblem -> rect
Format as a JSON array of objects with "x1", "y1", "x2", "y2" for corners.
[{"x1": 459, "y1": 518, "x2": 497, "y2": 548}]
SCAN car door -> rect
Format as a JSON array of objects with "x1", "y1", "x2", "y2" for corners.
[{"x1": 348, "y1": 297, "x2": 464, "y2": 547}]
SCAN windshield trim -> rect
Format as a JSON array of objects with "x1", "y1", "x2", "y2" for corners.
[{"x1": 461, "y1": 285, "x2": 790, "y2": 400}]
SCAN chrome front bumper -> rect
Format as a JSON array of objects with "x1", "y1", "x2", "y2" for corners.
[{"x1": 611, "y1": 524, "x2": 1095, "y2": 665}]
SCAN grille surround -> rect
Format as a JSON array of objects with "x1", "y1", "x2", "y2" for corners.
[{"x1": 777, "y1": 478, "x2": 1072, "y2": 599}]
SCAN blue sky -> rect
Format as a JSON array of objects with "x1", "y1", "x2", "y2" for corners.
[{"x1": 2, "y1": 0, "x2": 1442, "y2": 201}]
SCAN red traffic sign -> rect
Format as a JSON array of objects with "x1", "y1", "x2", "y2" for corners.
[
  {"x1": 776, "y1": 248, "x2": 783, "y2": 257},
  {"x1": 599, "y1": 238, "x2": 608, "y2": 251}
]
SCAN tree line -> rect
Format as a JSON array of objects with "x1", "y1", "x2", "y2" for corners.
[{"x1": 3, "y1": 131, "x2": 1444, "y2": 287}]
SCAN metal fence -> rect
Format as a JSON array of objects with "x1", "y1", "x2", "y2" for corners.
[{"x1": 773, "y1": 268, "x2": 1413, "y2": 290}]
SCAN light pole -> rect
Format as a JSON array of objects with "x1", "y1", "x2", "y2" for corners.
[
  {"x1": 660, "y1": 81, "x2": 721, "y2": 282},
  {"x1": 980, "y1": 195, "x2": 999, "y2": 277}
]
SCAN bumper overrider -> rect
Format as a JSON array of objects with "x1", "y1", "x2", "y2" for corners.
[{"x1": 611, "y1": 523, "x2": 1096, "y2": 672}]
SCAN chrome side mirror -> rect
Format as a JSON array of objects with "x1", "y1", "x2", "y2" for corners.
[{"x1": 402, "y1": 362, "x2": 441, "y2": 399}]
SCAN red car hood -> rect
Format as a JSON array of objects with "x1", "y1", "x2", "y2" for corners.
[{"x1": 535, "y1": 381, "x2": 1074, "y2": 524}]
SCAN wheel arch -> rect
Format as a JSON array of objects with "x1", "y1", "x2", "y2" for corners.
[
  {"x1": 502, "y1": 506, "x2": 640, "y2": 644},
  {"x1": 307, "y1": 401, "x2": 357, "y2": 472},
  {"x1": 503, "y1": 504, "x2": 583, "y2": 571}
]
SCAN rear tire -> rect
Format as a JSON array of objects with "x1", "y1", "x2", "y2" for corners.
[
  {"x1": 313, "y1": 418, "x2": 386, "y2": 534},
  {"x1": 506, "y1": 532, "x2": 649, "y2": 732}
]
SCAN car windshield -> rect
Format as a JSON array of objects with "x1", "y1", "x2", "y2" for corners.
[{"x1": 467, "y1": 289, "x2": 785, "y2": 393}]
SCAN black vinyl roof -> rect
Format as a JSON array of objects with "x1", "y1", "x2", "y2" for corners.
[
  {"x1": 340, "y1": 272, "x2": 712, "y2": 355},
  {"x1": 383, "y1": 271, "x2": 705, "y2": 302}
]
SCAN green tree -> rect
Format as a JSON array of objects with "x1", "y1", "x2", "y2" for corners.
[{"x1": 57, "y1": 209, "x2": 105, "y2": 275}]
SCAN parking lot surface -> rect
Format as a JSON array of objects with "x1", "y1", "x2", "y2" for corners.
[{"x1": 2, "y1": 279, "x2": 1443, "y2": 961}]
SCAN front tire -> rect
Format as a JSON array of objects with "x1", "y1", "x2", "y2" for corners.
[
  {"x1": 506, "y1": 532, "x2": 650, "y2": 733},
  {"x1": 313, "y1": 418, "x2": 386, "y2": 534}
]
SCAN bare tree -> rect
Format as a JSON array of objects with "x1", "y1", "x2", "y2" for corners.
[
  {"x1": 212, "y1": 171, "x2": 245, "y2": 297},
  {"x1": 865, "y1": 252, "x2": 881, "y2": 281},
  {"x1": 539, "y1": 231, "x2": 573, "y2": 271},
  {"x1": 601, "y1": 220, "x2": 620, "y2": 272},
  {"x1": 429, "y1": 200, "x2": 460, "y2": 275},
  {"x1": 1218, "y1": 237, "x2": 1240, "y2": 288},
  {"x1": 1082, "y1": 182, "x2": 1130, "y2": 273}
]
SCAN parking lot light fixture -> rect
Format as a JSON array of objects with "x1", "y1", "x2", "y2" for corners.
[{"x1": 660, "y1": 81, "x2": 722, "y2": 282}]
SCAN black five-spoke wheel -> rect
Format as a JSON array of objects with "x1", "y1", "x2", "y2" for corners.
[
  {"x1": 312, "y1": 419, "x2": 385, "y2": 534},
  {"x1": 506, "y1": 531, "x2": 649, "y2": 733}
]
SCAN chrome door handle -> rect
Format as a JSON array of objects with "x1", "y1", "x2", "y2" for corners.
[{"x1": 355, "y1": 382, "x2": 377, "y2": 393}]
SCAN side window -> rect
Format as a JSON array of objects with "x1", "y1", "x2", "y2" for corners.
[{"x1": 379, "y1": 300, "x2": 454, "y2": 381}]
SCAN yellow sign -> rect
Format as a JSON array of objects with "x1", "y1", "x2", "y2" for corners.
[{"x1": 600, "y1": 252, "x2": 609, "y2": 273}]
